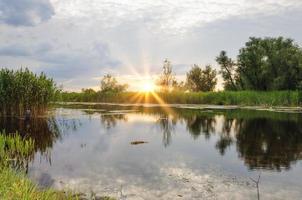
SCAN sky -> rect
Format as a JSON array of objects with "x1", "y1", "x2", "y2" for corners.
[{"x1": 1, "y1": 0, "x2": 302, "y2": 91}]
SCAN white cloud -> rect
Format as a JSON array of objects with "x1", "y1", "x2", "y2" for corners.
[
  {"x1": 51, "y1": 0, "x2": 302, "y2": 34},
  {"x1": 0, "y1": 0, "x2": 54, "y2": 26},
  {"x1": 0, "y1": 0, "x2": 302, "y2": 90}
]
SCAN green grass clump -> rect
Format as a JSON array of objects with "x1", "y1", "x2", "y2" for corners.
[
  {"x1": 0, "y1": 133, "x2": 35, "y2": 168},
  {"x1": 0, "y1": 133, "x2": 74, "y2": 200},
  {"x1": 0, "y1": 133, "x2": 115, "y2": 200},
  {"x1": 0, "y1": 68, "x2": 59, "y2": 116},
  {"x1": 0, "y1": 167, "x2": 75, "y2": 200}
]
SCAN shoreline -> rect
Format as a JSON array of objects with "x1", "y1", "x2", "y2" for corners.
[{"x1": 54, "y1": 102, "x2": 302, "y2": 113}]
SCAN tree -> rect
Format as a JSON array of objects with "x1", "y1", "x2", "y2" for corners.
[
  {"x1": 216, "y1": 51, "x2": 239, "y2": 90},
  {"x1": 156, "y1": 59, "x2": 176, "y2": 92},
  {"x1": 186, "y1": 65, "x2": 217, "y2": 92},
  {"x1": 172, "y1": 80, "x2": 187, "y2": 92},
  {"x1": 237, "y1": 37, "x2": 302, "y2": 90},
  {"x1": 100, "y1": 74, "x2": 128, "y2": 93},
  {"x1": 81, "y1": 88, "x2": 96, "y2": 94}
]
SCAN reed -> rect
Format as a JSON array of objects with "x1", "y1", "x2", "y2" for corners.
[
  {"x1": 0, "y1": 132, "x2": 115, "y2": 200},
  {"x1": 0, "y1": 132, "x2": 35, "y2": 169},
  {"x1": 0, "y1": 68, "x2": 58, "y2": 116},
  {"x1": 59, "y1": 90, "x2": 301, "y2": 106},
  {"x1": 0, "y1": 132, "x2": 75, "y2": 200}
]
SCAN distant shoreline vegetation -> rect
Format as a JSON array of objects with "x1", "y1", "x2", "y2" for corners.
[
  {"x1": 58, "y1": 36, "x2": 302, "y2": 107},
  {"x1": 58, "y1": 90, "x2": 302, "y2": 107},
  {"x1": 1, "y1": 36, "x2": 302, "y2": 109}
]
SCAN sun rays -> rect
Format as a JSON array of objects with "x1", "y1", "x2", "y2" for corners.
[
  {"x1": 117, "y1": 51, "x2": 176, "y2": 116},
  {"x1": 140, "y1": 81, "x2": 156, "y2": 92}
]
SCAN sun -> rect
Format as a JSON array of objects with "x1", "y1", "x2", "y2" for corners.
[{"x1": 141, "y1": 81, "x2": 156, "y2": 92}]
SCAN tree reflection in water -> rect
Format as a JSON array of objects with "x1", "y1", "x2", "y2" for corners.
[
  {"x1": 185, "y1": 115, "x2": 216, "y2": 140},
  {"x1": 100, "y1": 114, "x2": 128, "y2": 130},
  {"x1": 184, "y1": 110, "x2": 302, "y2": 171},
  {"x1": 215, "y1": 118, "x2": 234, "y2": 155},
  {"x1": 0, "y1": 115, "x2": 80, "y2": 169},
  {"x1": 234, "y1": 117, "x2": 302, "y2": 171},
  {"x1": 156, "y1": 115, "x2": 176, "y2": 147},
  {"x1": 136, "y1": 108, "x2": 302, "y2": 171},
  {"x1": 2, "y1": 105, "x2": 302, "y2": 172}
]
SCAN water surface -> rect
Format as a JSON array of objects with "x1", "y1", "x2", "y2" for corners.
[{"x1": 1, "y1": 104, "x2": 302, "y2": 199}]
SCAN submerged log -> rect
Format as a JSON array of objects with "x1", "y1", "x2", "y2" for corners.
[{"x1": 130, "y1": 141, "x2": 148, "y2": 145}]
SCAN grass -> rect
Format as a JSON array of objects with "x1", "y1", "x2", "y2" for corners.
[
  {"x1": 0, "y1": 133, "x2": 35, "y2": 169},
  {"x1": 0, "y1": 167, "x2": 75, "y2": 200},
  {"x1": 0, "y1": 133, "x2": 74, "y2": 200},
  {"x1": 59, "y1": 90, "x2": 302, "y2": 107},
  {"x1": 0, "y1": 132, "x2": 115, "y2": 200}
]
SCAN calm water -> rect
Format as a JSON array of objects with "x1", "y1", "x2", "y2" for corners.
[{"x1": 1, "y1": 104, "x2": 302, "y2": 199}]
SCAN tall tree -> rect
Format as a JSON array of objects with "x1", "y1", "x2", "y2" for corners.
[
  {"x1": 186, "y1": 65, "x2": 217, "y2": 92},
  {"x1": 237, "y1": 37, "x2": 302, "y2": 90},
  {"x1": 100, "y1": 74, "x2": 128, "y2": 93},
  {"x1": 216, "y1": 51, "x2": 239, "y2": 90},
  {"x1": 156, "y1": 59, "x2": 176, "y2": 92}
]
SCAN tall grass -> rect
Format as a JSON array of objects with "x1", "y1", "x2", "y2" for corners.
[
  {"x1": 0, "y1": 167, "x2": 77, "y2": 200},
  {"x1": 59, "y1": 90, "x2": 302, "y2": 106},
  {"x1": 0, "y1": 68, "x2": 58, "y2": 116},
  {"x1": 0, "y1": 133, "x2": 35, "y2": 169},
  {"x1": 0, "y1": 132, "x2": 115, "y2": 200},
  {"x1": 0, "y1": 133, "x2": 76, "y2": 200}
]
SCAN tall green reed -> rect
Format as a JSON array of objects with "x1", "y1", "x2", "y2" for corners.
[{"x1": 0, "y1": 68, "x2": 58, "y2": 116}]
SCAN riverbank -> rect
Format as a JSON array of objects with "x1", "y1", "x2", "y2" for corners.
[
  {"x1": 55, "y1": 102, "x2": 302, "y2": 113},
  {"x1": 0, "y1": 167, "x2": 75, "y2": 200},
  {"x1": 59, "y1": 91, "x2": 302, "y2": 107},
  {"x1": 0, "y1": 133, "x2": 115, "y2": 200}
]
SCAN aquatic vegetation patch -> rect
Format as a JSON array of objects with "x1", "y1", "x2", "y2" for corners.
[
  {"x1": 59, "y1": 91, "x2": 302, "y2": 107},
  {"x1": 0, "y1": 167, "x2": 76, "y2": 200},
  {"x1": 0, "y1": 132, "x2": 35, "y2": 168},
  {"x1": 0, "y1": 68, "x2": 59, "y2": 116},
  {"x1": 0, "y1": 132, "x2": 115, "y2": 200}
]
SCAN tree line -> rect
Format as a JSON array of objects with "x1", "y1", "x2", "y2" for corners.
[
  {"x1": 158, "y1": 36, "x2": 302, "y2": 92},
  {"x1": 95, "y1": 36, "x2": 302, "y2": 93}
]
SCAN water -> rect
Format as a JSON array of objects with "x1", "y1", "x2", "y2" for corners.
[{"x1": 1, "y1": 104, "x2": 302, "y2": 199}]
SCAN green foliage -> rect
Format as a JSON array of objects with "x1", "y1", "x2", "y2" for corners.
[
  {"x1": 58, "y1": 90, "x2": 300, "y2": 106},
  {"x1": 0, "y1": 68, "x2": 58, "y2": 116},
  {"x1": 217, "y1": 37, "x2": 302, "y2": 91},
  {"x1": 0, "y1": 132, "x2": 116, "y2": 200},
  {"x1": 0, "y1": 133, "x2": 35, "y2": 169},
  {"x1": 100, "y1": 74, "x2": 128, "y2": 94},
  {"x1": 186, "y1": 65, "x2": 217, "y2": 92},
  {"x1": 0, "y1": 167, "x2": 76, "y2": 200},
  {"x1": 298, "y1": 90, "x2": 302, "y2": 106},
  {"x1": 216, "y1": 51, "x2": 239, "y2": 90},
  {"x1": 237, "y1": 37, "x2": 302, "y2": 90},
  {"x1": 0, "y1": 133, "x2": 59, "y2": 199}
]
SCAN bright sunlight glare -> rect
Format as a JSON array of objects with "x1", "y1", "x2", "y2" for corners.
[{"x1": 141, "y1": 81, "x2": 156, "y2": 92}]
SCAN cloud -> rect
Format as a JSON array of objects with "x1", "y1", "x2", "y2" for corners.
[
  {"x1": 0, "y1": 41, "x2": 120, "y2": 86},
  {"x1": 52, "y1": 0, "x2": 302, "y2": 34},
  {"x1": 0, "y1": 44, "x2": 30, "y2": 57},
  {"x1": 38, "y1": 42, "x2": 120, "y2": 79},
  {"x1": 0, "y1": 0, "x2": 55, "y2": 26},
  {"x1": 0, "y1": 0, "x2": 302, "y2": 90}
]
